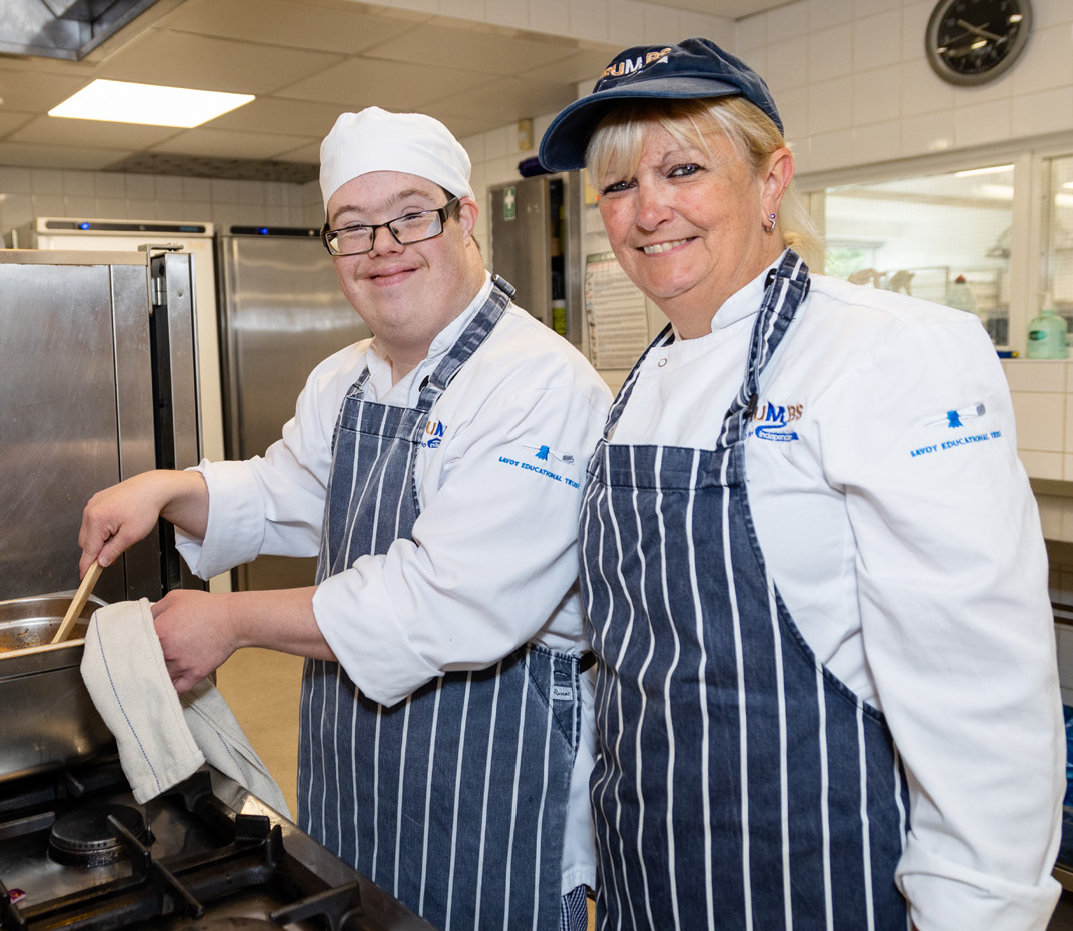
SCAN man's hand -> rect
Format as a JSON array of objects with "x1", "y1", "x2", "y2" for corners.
[
  {"x1": 151, "y1": 589, "x2": 239, "y2": 693},
  {"x1": 150, "y1": 585, "x2": 329, "y2": 694},
  {"x1": 78, "y1": 470, "x2": 209, "y2": 576}
]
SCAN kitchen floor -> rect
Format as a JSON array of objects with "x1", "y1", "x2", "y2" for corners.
[
  {"x1": 216, "y1": 647, "x2": 303, "y2": 818},
  {"x1": 216, "y1": 648, "x2": 598, "y2": 927}
]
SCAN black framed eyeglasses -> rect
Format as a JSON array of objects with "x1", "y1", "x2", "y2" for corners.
[{"x1": 321, "y1": 197, "x2": 459, "y2": 256}]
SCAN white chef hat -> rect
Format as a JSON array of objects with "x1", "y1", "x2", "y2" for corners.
[{"x1": 319, "y1": 106, "x2": 474, "y2": 211}]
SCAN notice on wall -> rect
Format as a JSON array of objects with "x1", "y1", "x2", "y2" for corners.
[{"x1": 584, "y1": 252, "x2": 651, "y2": 370}]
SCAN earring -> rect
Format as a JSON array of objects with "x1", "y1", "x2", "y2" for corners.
[{"x1": 765, "y1": 212, "x2": 777, "y2": 233}]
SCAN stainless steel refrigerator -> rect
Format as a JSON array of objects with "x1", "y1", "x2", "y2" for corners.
[
  {"x1": 0, "y1": 248, "x2": 202, "y2": 603},
  {"x1": 215, "y1": 226, "x2": 371, "y2": 593},
  {"x1": 8, "y1": 217, "x2": 225, "y2": 467},
  {"x1": 488, "y1": 172, "x2": 583, "y2": 345}
]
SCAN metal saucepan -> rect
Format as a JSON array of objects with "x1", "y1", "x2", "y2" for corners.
[{"x1": 0, "y1": 591, "x2": 115, "y2": 783}]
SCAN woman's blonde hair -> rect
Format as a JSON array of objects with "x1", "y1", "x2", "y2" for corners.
[{"x1": 585, "y1": 96, "x2": 822, "y2": 268}]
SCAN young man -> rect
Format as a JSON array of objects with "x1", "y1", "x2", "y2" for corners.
[{"x1": 79, "y1": 106, "x2": 610, "y2": 930}]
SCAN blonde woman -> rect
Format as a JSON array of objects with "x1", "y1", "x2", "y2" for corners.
[{"x1": 540, "y1": 37, "x2": 1061, "y2": 931}]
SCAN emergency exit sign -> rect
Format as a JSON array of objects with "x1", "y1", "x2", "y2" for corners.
[{"x1": 502, "y1": 186, "x2": 516, "y2": 220}]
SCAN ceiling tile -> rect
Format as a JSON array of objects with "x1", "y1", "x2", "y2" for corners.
[
  {"x1": 365, "y1": 21, "x2": 583, "y2": 76},
  {"x1": 430, "y1": 75, "x2": 578, "y2": 124},
  {"x1": 0, "y1": 68, "x2": 92, "y2": 111},
  {"x1": 93, "y1": 29, "x2": 343, "y2": 94},
  {"x1": 519, "y1": 44, "x2": 621, "y2": 84},
  {"x1": 675, "y1": 0, "x2": 764, "y2": 14},
  {"x1": 0, "y1": 141, "x2": 134, "y2": 170},
  {"x1": 273, "y1": 139, "x2": 322, "y2": 164},
  {"x1": 149, "y1": 125, "x2": 310, "y2": 160},
  {"x1": 10, "y1": 115, "x2": 180, "y2": 148},
  {"x1": 207, "y1": 96, "x2": 346, "y2": 138},
  {"x1": 276, "y1": 57, "x2": 490, "y2": 110},
  {"x1": 0, "y1": 110, "x2": 32, "y2": 135},
  {"x1": 427, "y1": 112, "x2": 506, "y2": 140},
  {"x1": 163, "y1": 0, "x2": 421, "y2": 54}
]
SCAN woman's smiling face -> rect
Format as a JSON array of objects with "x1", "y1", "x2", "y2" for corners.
[{"x1": 596, "y1": 121, "x2": 788, "y2": 338}]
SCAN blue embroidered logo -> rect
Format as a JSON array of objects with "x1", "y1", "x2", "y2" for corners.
[
  {"x1": 752, "y1": 401, "x2": 802, "y2": 443},
  {"x1": 497, "y1": 443, "x2": 579, "y2": 487},
  {"x1": 522, "y1": 443, "x2": 575, "y2": 464},
  {"x1": 911, "y1": 403, "x2": 998, "y2": 459},
  {"x1": 925, "y1": 403, "x2": 986, "y2": 430}
]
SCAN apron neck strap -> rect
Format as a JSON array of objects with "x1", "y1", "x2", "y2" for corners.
[
  {"x1": 719, "y1": 249, "x2": 811, "y2": 450},
  {"x1": 417, "y1": 275, "x2": 513, "y2": 408}
]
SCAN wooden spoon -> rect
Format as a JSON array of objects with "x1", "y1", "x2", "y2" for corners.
[{"x1": 51, "y1": 560, "x2": 103, "y2": 645}]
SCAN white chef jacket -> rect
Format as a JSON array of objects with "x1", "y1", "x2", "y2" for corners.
[
  {"x1": 607, "y1": 258, "x2": 1064, "y2": 931},
  {"x1": 176, "y1": 273, "x2": 612, "y2": 896}
]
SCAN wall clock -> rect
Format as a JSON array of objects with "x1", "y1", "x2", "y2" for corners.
[{"x1": 925, "y1": 0, "x2": 1032, "y2": 86}]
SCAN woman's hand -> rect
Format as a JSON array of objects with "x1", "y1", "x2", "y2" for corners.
[{"x1": 78, "y1": 470, "x2": 209, "y2": 576}]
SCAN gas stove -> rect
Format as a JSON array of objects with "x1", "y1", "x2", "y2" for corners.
[{"x1": 0, "y1": 758, "x2": 434, "y2": 931}]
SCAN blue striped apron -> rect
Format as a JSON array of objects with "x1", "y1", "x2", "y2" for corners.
[
  {"x1": 298, "y1": 278, "x2": 583, "y2": 930},
  {"x1": 580, "y1": 252, "x2": 910, "y2": 929}
]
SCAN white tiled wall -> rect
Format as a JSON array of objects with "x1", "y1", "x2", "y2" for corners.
[
  {"x1": 1004, "y1": 358, "x2": 1073, "y2": 701},
  {"x1": 0, "y1": 165, "x2": 313, "y2": 238},
  {"x1": 1004, "y1": 360, "x2": 1073, "y2": 483},
  {"x1": 736, "y1": 0, "x2": 1073, "y2": 176}
]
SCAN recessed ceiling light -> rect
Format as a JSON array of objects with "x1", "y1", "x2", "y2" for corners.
[{"x1": 48, "y1": 79, "x2": 254, "y2": 128}]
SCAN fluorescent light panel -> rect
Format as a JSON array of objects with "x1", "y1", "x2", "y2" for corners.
[{"x1": 49, "y1": 79, "x2": 254, "y2": 128}]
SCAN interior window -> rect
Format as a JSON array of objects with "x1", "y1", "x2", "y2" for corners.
[
  {"x1": 1043, "y1": 154, "x2": 1073, "y2": 336},
  {"x1": 822, "y1": 165, "x2": 1014, "y2": 347}
]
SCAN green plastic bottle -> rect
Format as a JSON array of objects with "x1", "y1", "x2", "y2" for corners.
[{"x1": 1026, "y1": 308, "x2": 1068, "y2": 359}]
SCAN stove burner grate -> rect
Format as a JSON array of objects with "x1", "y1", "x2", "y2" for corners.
[
  {"x1": 0, "y1": 767, "x2": 429, "y2": 931},
  {"x1": 1, "y1": 791, "x2": 368, "y2": 931},
  {"x1": 48, "y1": 804, "x2": 151, "y2": 867}
]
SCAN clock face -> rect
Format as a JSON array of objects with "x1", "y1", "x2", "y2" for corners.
[{"x1": 926, "y1": 0, "x2": 1032, "y2": 85}]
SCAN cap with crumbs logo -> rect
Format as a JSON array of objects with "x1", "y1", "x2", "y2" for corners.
[{"x1": 539, "y1": 37, "x2": 782, "y2": 172}]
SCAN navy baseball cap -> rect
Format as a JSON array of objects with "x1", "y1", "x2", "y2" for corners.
[{"x1": 539, "y1": 37, "x2": 782, "y2": 172}]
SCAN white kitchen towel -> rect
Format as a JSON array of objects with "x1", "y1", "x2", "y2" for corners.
[{"x1": 80, "y1": 598, "x2": 290, "y2": 818}]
